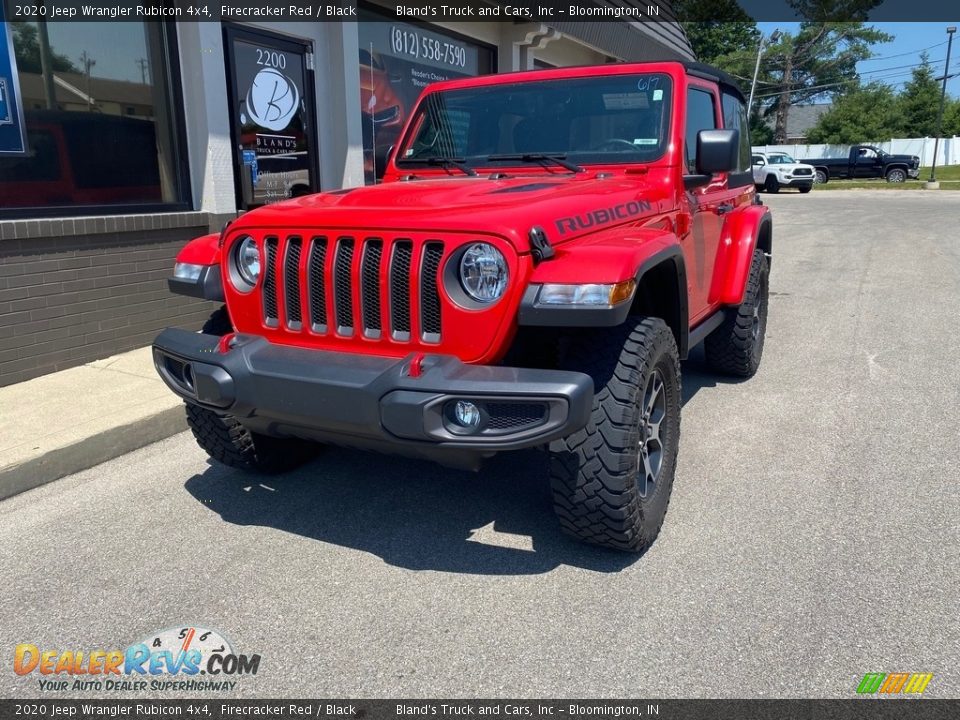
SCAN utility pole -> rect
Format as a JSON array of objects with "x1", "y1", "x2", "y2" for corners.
[
  {"x1": 926, "y1": 26, "x2": 956, "y2": 188},
  {"x1": 136, "y1": 58, "x2": 149, "y2": 85},
  {"x1": 748, "y1": 30, "x2": 782, "y2": 115},
  {"x1": 79, "y1": 51, "x2": 96, "y2": 110},
  {"x1": 37, "y1": 16, "x2": 57, "y2": 110}
]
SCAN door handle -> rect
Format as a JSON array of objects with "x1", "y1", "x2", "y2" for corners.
[{"x1": 715, "y1": 203, "x2": 735, "y2": 215}]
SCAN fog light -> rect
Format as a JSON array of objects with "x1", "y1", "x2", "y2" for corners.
[{"x1": 454, "y1": 401, "x2": 482, "y2": 429}]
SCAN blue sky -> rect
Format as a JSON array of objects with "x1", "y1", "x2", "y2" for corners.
[{"x1": 756, "y1": 22, "x2": 959, "y2": 102}]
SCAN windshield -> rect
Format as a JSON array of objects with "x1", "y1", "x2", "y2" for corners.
[
  {"x1": 768, "y1": 154, "x2": 796, "y2": 164},
  {"x1": 397, "y1": 74, "x2": 673, "y2": 169}
]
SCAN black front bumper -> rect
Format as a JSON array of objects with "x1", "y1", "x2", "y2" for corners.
[{"x1": 153, "y1": 329, "x2": 593, "y2": 466}]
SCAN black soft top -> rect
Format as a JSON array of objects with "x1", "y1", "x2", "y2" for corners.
[{"x1": 682, "y1": 61, "x2": 747, "y2": 102}]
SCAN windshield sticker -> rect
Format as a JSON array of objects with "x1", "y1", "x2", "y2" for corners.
[
  {"x1": 653, "y1": 89, "x2": 663, "y2": 101},
  {"x1": 603, "y1": 93, "x2": 649, "y2": 110},
  {"x1": 633, "y1": 138, "x2": 658, "y2": 145},
  {"x1": 636, "y1": 76, "x2": 661, "y2": 92}
]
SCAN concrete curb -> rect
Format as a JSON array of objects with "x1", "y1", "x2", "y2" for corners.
[{"x1": 0, "y1": 406, "x2": 187, "y2": 502}]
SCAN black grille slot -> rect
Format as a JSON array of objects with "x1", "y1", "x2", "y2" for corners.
[
  {"x1": 390, "y1": 240, "x2": 413, "y2": 340},
  {"x1": 420, "y1": 242, "x2": 443, "y2": 341},
  {"x1": 307, "y1": 237, "x2": 328, "y2": 331},
  {"x1": 284, "y1": 237, "x2": 302, "y2": 329},
  {"x1": 334, "y1": 237, "x2": 355, "y2": 334},
  {"x1": 361, "y1": 239, "x2": 383, "y2": 337},
  {"x1": 263, "y1": 236, "x2": 279, "y2": 325},
  {"x1": 485, "y1": 403, "x2": 548, "y2": 432}
]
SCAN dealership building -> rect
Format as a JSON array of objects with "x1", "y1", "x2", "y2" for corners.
[{"x1": 0, "y1": 2, "x2": 694, "y2": 387}]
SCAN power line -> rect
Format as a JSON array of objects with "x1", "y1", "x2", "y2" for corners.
[
  {"x1": 859, "y1": 40, "x2": 948, "y2": 62},
  {"x1": 746, "y1": 56, "x2": 945, "y2": 92},
  {"x1": 752, "y1": 69, "x2": 923, "y2": 99}
]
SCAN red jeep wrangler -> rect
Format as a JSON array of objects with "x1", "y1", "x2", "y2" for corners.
[{"x1": 154, "y1": 61, "x2": 772, "y2": 552}]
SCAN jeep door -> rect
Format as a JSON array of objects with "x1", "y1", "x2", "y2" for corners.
[{"x1": 683, "y1": 83, "x2": 742, "y2": 324}]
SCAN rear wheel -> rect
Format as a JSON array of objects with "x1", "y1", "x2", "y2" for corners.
[
  {"x1": 548, "y1": 318, "x2": 681, "y2": 553},
  {"x1": 704, "y1": 248, "x2": 769, "y2": 378},
  {"x1": 186, "y1": 307, "x2": 319, "y2": 473},
  {"x1": 764, "y1": 175, "x2": 780, "y2": 194},
  {"x1": 886, "y1": 167, "x2": 906, "y2": 183}
]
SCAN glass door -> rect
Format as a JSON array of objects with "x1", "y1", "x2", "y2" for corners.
[{"x1": 224, "y1": 25, "x2": 319, "y2": 210}]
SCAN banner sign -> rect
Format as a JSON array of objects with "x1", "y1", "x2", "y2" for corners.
[
  {"x1": 0, "y1": 699, "x2": 957, "y2": 719},
  {"x1": 0, "y1": 7, "x2": 28, "y2": 155}
]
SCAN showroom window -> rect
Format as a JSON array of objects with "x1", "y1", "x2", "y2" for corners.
[
  {"x1": 0, "y1": 21, "x2": 189, "y2": 218},
  {"x1": 357, "y1": 6, "x2": 496, "y2": 183}
]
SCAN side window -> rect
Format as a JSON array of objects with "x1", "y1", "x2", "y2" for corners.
[
  {"x1": 722, "y1": 92, "x2": 752, "y2": 173},
  {"x1": 685, "y1": 87, "x2": 717, "y2": 171}
]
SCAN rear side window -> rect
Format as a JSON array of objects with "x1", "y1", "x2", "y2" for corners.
[
  {"x1": 722, "y1": 92, "x2": 752, "y2": 172},
  {"x1": 685, "y1": 87, "x2": 717, "y2": 171}
]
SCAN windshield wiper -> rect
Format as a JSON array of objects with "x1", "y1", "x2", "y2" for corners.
[
  {"x1": 398, "y1": 157, "x2": 478, "y2": 177},
  {"x1": 486, "y1": 153, "x2": 585, "y2": 174}
]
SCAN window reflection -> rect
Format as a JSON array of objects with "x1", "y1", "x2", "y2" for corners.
[{"x1": 0, "y1": 21, "x2": 184, "y2": 212}]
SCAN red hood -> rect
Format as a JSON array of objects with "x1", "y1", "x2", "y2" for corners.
[{"x1": 233, "y1": 171, "x2": 676, "y2": 252}]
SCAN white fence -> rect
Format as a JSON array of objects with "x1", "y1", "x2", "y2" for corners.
[{"x1": 753, "y1": 137, "x2": 959, "y2": 166}]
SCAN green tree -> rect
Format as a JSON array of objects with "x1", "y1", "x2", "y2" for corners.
[
  {"x1": 674, "y1": 0, "x2": 760, "y2": 65},
  {"x1": 759, "y1": 22, "x2": 893, "y2": 143},
  {"x1": 806, "y1": 83, "x2": 900, "y2": 143},
  {"x1": 943, "y1": 99, "x2": 960, "y2": 137},
  {"x1": 12, "y1": 22, "x2": 78, "y2": 75},
  {"x1": 895, "y1": 53, "x2": 943, "y2": 137}
]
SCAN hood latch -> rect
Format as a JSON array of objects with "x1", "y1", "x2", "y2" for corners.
[{"x1": 529, "y1": 226, "x2": 555, "y2": 264}]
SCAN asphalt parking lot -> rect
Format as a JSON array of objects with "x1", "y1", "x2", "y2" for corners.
[{"x1": 1, "y1": 190, "x2": 958, "y2": 699}]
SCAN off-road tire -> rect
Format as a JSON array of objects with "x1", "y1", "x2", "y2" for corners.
[
  {"x1": 202, "y1": 306, "x2": 232, "y2": 336},
  {"x1": 886, "y1": 167, "x2": 906, "y2": 183},
  {"x1": 704, "y1": 247, "x2": 769, "y2": 377},
  {"x1": 186, "y1": 307, "x2": 319, "y2": 473},
  {"x1": 799, "y1": 184, "x2": 812, "y2": 194},
  {"x1": 764, "y1": 175, "x2": 780, "y2": 193},
  {"x1": 548, "y1": 317, "x2": 681, "y2": 553},
  {"x1": 186, "y1": 404, "x2": 317, "y2": 474}
]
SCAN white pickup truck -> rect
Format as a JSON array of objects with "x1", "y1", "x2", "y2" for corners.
[{"x1": 751, "y1": 152, "x2": 816, "y2": 194}]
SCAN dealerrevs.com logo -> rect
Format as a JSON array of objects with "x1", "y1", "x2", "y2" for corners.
[
  {"x1": 856, "y1": 672, "x2": 934, "y2": 695},
  {"x1": 14, "y1": 626, "x2": 261, "y2": 693}
]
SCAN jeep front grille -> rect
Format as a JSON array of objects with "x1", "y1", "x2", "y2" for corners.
[{"x1": 260, "y1": 234, "x2": 446, "y2": 343}]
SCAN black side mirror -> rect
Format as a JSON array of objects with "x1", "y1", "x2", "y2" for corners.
[
  {"x1": 697, "y1": 129, "x2": 739, "y2": 175},
  {"x1": 684, "y1": 129, "x2": 739, "y2": 190}
]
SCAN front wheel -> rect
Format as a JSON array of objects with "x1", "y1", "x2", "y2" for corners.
[
  {"x1": 814, "y1": 169, "x2": 828, "y2": 184},
  {"x1": 886, "y1": 168, "x2": 906, "y2": 183},
  {"x1": 186, "y1": 405, "x2": 318, "y2": 474},
  {"x1": 186, "y1": 307, "x2": 320, "y2": 473},
  {"x1": 799, "y1": 184, "x2": 812, "y2": 194},
  {"x1": 549, "y1": 318, "x2": 681, "y2": 553},
  {"x1": 764, "y1": 175, "x2": 780, "y2": 194}
]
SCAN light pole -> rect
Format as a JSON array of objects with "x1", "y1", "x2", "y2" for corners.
[
  {"x1": 749, "y1": 30, "x2": 781, "y2": 114},
  {"x1": 927, "y1": 26, "x2": 956, "y2": 187}
]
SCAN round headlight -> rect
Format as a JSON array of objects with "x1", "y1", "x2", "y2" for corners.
[
  {"x1": 459, "y1": 243, "x2": 508, "y2": 303},
  {"x1": 235, "y1": 236, "x2": 261, "y2": 287}
]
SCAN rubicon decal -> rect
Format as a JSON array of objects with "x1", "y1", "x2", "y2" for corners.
[
  {"x1": 555, "y1": 200, "x2": 652, "y2": 236},
  {"x1": 13, "y1": 626, "x2": 261, "y2": 693}
]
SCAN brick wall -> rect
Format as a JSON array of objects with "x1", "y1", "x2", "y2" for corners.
[{"x1": 0, "y1": 220, "x2": 220, "y2": 387}]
